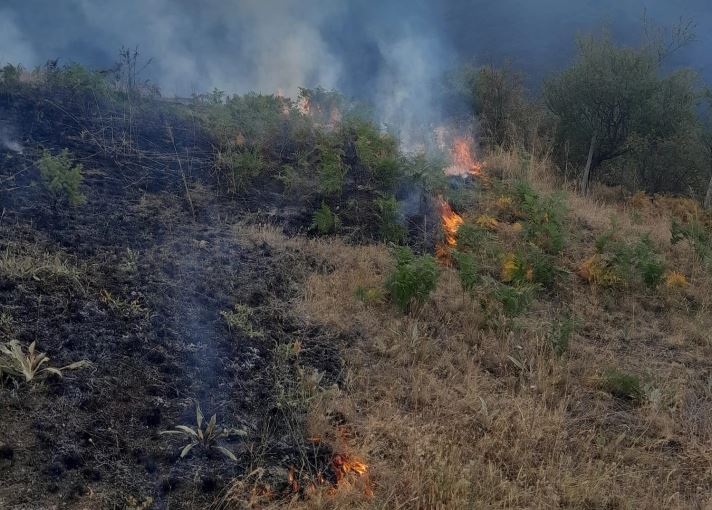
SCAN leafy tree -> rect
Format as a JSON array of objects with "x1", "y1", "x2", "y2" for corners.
[{"x1": 544, "y1": 29, "x2": 700, "y2": 194}]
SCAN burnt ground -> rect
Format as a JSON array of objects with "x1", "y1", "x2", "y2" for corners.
[{"x1": 0, "y1": 101, "x2": 348, "y2": 508}]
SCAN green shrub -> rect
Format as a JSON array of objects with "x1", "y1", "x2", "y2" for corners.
[
  {"x1": 374, "y1": 194, "x2": 406, "y2": 242},
  {"x1": 311, "y1": 202, "x2": 340, "y2": 234},
  {"x1": 513, "y1": 181, "x2": 566, "y2": 253},
  {"x1": 385, "y1": 247, "x2": 439, "y2": 312},
  {"x1": 456, "y1": 223, "x2": 495, "y2": 252},
  {"x1": 602, "y1": 369, "x2": 643, "y2": 402},
  {"x1": 352, "y1": 119, "x2": 401, "y2": 190},
  {"x1": 494, "y1": 283, "x2": 538, "y2": 316},
  {"x1": 452, "y1": 250, "x2": 479, "y2": 293},
  {"x1": 317, "y1": 138, "x2": 346, "y2": 196},
  {"x1": 215, "y1": 146, "x2": 265, "y2": 194},
  {"x1": 37, "y1": 149, "x2": 86, "y2": 206},
  {"x1": 593, "y1": 229, "x2": 666, "y2": 288},
  {"x1": 549, "y1": 315, "x2": 576, "y2": 356}
]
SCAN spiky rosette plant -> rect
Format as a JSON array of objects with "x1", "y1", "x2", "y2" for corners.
[{"x1": 0, "y1": 340, "x2": 90, "y2": 383}]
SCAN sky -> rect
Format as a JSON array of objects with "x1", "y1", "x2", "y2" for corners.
[{"x1": 1, "y1": 0, "x2": 710, "y2": 140}]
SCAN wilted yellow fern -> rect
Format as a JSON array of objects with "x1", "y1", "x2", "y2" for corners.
[
  {"x1": 578, "y1": 254, "x2": 621, "y2": 287},
  {"x1": 476, "y1": 214, "x2": 499, "y2": 231},
  {"x1": 501, "y1": 253, "x2": 518, "y2": 282},
  {"x1": 664, "y1": 271, "x2": 688, "y2": 289}
]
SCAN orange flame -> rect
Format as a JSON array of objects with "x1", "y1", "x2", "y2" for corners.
[
  {"x1": 436, "y1": 196, "x2": 464, "y2": 261},
  {"x1": 444, "y1": 136, "x2": 482, "y2": 177}
]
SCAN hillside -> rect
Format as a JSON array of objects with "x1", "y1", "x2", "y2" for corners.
[{"x1": 1, "y1": 67, "x2": 712, "y2": 510}]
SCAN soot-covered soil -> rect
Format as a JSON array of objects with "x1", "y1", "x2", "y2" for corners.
[{"x1": 0, "y1": 118, "x2": 346, "y2": 508}]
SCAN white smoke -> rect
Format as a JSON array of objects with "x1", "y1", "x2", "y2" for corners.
[
  {"x1": 73, "y1": 0, "x2": 343, "y2": 96},
  {"x1": 0, "y1": 123, "x2": 23, "y2": 154},
  {"x1": 0, "y1": 8, "x2": 36, "y2": 66}
]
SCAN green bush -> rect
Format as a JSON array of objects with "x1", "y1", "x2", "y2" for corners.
[
  {"x1": 385, "y1": 247, "x2": 439, "y2": 312},
  {"x1": 513, "y1": 181, "x2": 567, "y2": 254},
  {"x1": 352, "y1": 119, "x2": 401, "y2": 190},
  {"x1": 452, "y1": 250, "x2": 479, "y2": 293},
  {"x1": 594, "y1": 228, "x2": 666, "y2": 288},
  {"x1": 37, "y1": 149, "x2": 86, "y2": 206},
  {"x1": 215, "y1": 146, "x2": 265, "y2": 194},
  {"x1": 317, "y1": 137, "x2": 346, "y2": 197},
  {"x1": 494, "y1": 283, "x2": 538, "y2": 316},
  {"x1": 310, "y1": 202, "x2": 340, "y2": 234},
  {"x1": 374, "y1": 194, "x2": 406, "y2": 243},
  {"x1": 602, "y1": 369, "x2": 643, "y2": 402},
  {"x1": 549, "y1": 315, "x2": 576, "y2": 356},
  {"x1": 456, "y1": 223, "x2": 495, "y2": 252}
]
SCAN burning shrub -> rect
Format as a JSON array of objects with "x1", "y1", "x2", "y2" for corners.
[
  {"x1": 37, "y1": 149, "x2": 86, "y2": 207},
  {"x1": 311, "y1": 202, "x2": 340, "y2": 234},
  {"x1": 385, "y1": 247, "x2": 439, "y2": 312}
]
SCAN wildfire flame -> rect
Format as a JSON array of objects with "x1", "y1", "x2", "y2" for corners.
[
  {"x1": 436, "y1": 196, "x2": 464, "y2": 260},
  {"x1": 444, "y1": 136, "x2": 482, "y2": 177}
]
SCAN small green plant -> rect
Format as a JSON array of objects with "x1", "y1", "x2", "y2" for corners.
[
  {"x1": 385, "y1": 247, "x2": 439, "y2": 312},
  {"x1": 456, "y1": 223, "x2": 495, "y2": 252},
  {"x1": 161, "y1": 401, "x2": 245, "y2": 461},
  {"x1": 354, "y1": 286, "x2": 385, "y2": 305},
  {"x1": 593, "y1": 228, "x2": 666, "y2": 288},
  {"x1": 0, "y1": 340, "x2": 90, "y2": 383},
  {"x1": 220, "y1": 304, "x2": 263, "y2": 338},
  {"x1": 99, "y1": 289, "x2": 149, "y2": 319},
  {"x1": 512, "y1": 181, "x2": 566, "y2": 254},
  {"x1": 215, "y1": 146, "x2": 266, "y2": 194},
  {"x1": 310, "y1": 202, "x2": 340, "y2": 234},
  {"x1": 452, "y1": 250, "x2": 479, "y2": 293},
  {"x1": 494, "y1": 283, "x2": 538, "y2": 316},
  {"x1": 37, "y1": 149, "x2": 86, "y2": 206},
  {"x1": 549, "y1": 315, "x2": 576, "y2": 356},
  {"x1": 317, "y1": 138, "x2": 346, "y2": 196},
  {"x1": 374, "y1": 194, "x2": 406, "y2": 242},
  {"x1": 601, "y1": 369, "x2": 643, "y2": 402}
]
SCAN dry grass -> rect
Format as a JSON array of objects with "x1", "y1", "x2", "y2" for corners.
[{"x1": 224, "y1": 155, "x2": 712, "y2": 509}]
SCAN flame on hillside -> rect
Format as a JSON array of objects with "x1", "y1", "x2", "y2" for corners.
[
  {"x1": 436, "y1": 196, "x2": 464, "y2": 261},
  {"x1": 444, "y1": 136, "x2": 482, "y2": 177}
]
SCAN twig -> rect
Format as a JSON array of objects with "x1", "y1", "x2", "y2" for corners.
[{"x1": 167, "y1": 124, "x2": 195, "y2": 220}]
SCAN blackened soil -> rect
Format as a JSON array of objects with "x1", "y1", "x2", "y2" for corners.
[{"x1": 0, "y1": 107, "x2": 344, "y2": 508}]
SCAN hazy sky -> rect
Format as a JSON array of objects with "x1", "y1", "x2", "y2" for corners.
[{"x1": 1, "y1": 0, "x2": 710, "y2": 99}]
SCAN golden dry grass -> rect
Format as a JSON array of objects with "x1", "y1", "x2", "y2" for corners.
[{"x1": 225, "y1": 154, "x2": 712, "y2": 510}]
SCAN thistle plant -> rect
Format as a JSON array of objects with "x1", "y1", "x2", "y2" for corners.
[
  {"x1": 161, "y1": 401, "x2": 246, "y2": 461},
  {"x1": 0, "y1": 340, "x2": 90, "y2": 383}
]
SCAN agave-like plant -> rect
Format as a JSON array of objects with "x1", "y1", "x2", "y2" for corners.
[
  {"x1": 161, "y1": 401, "x2": 245, "y2": 461},
  {"x1": 0, "y1": 340, "x2": 90, "y2": 383}
]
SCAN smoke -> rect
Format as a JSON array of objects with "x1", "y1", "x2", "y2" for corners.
[
  {"x1": 1, "y1": 0, "x2": 711, "y2": 139},
  {"x1": 0, "y1": 8, "x2": 35, "y2": 66},
  {"x1": 0, "y1": 123, "x2": 23, "y2": 154}
]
